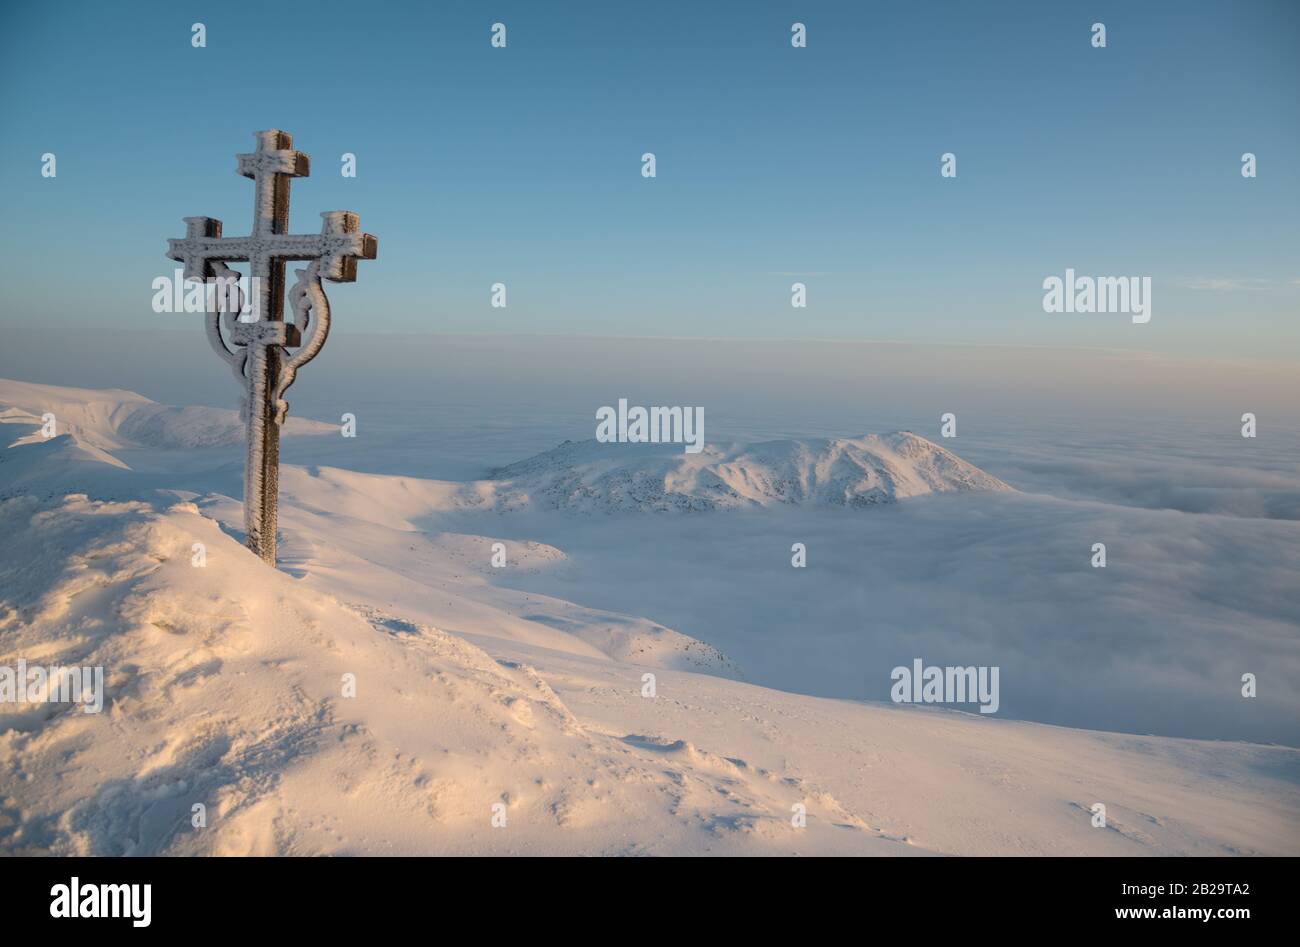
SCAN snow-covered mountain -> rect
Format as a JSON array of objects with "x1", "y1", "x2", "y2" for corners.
[
  {"x1": 0, "y1": 379, "x2": 745, "y2": 680},
  {"x1": 488, "y1": 433, "x2": 1012, "y2": 513},
  {"x1": 0, "y1": 378, "x2": 334, "y2": 452}
]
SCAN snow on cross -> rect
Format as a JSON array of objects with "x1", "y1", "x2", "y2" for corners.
[{"x1": 166, "y1": 129, "x2": 377, "y2": 565}]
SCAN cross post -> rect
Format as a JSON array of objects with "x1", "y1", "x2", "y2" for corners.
[{"x1": 166, "y1": 130, "x2": 377, "y2": 564}]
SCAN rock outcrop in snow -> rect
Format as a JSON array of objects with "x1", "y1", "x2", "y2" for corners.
[{"x1": 487, "y1": 432, "x2": 1012, "y2": 513}]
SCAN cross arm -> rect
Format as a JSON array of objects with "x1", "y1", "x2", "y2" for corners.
[
  {"x1": 317, "y1": 211, "x2": 378, "y2": 282},
  {"x1": 237, "y1": 130, "x2": 309, "y2": 180},
  {"x1": 167, "y1": 218, "x2": 377, "y2": 274},
  {"x1": 166, "y1": 217, "x2": 224, "y2": 280}
]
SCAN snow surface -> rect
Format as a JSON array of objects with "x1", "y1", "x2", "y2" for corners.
[{"x1": 1, "y1": 379, "x2": 1296, "y2": 856}]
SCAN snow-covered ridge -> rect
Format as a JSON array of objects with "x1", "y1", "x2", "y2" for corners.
[
  {"x1": 0, "y1": 378, "x2": 334, "y2": 451},
  {"x1": 488, "y1": 432, "x2": 1013, "y2": 512}
]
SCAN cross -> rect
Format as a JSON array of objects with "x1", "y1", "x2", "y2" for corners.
[{"x1": 167, "y1": 130, "x2": 377, "y2": 565}]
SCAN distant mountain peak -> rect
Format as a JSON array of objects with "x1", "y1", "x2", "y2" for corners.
[{"x1": 487, "y1": 432, "x2": 1011, "y2": 513}]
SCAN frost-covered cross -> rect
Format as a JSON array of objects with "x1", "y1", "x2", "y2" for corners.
[{"x1": 167, "y1": 130, "x2": 377, "y2": 565}]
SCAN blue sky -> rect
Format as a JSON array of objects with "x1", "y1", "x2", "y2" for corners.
[{"x1": 0, "y1": 0, "x2": 1297, "y2": 356}]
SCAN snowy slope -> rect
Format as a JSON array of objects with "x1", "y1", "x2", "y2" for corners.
[
  {"x1": 0, "y1": 378, "x2": 335, "y2": 451},
  {"x1": 0, "y1": 379, "x2": 1296, "y2": 856},
  {"x1": 2, "y1": 492, "x2": 1294, "y2": 856},
  {"x1": 487, "y1": 433, "x2": 1012, "y2": 512},
  {"x1": 0, "y1": 492, "x2": 913, "y2": 855}
]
